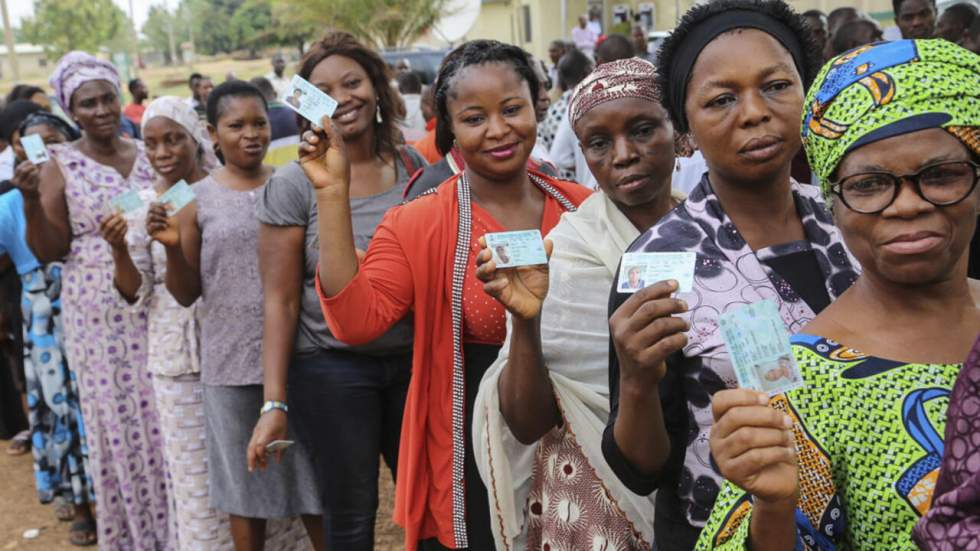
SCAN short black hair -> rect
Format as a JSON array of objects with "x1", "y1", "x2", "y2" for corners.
[
  {"x1": 827, "y1": 7, "x2": 860, "y2": 35},
  {"x1": 248, "y1": 76, "x2": 277, "y2": 102},
  {"x1": 970, "y1": 11, "x2": 980, "y2": 38},
  {"x1": 397, "y1": 71, "x2": 423, "y2": 95},
  {"x1": 831, "y1": 20, "x2": 882, "y2": 56},
  {"x1": 205, "y1": 80, "x2": 268, "y2": 127},
  {"x1": 595, "y1": 33, "x2": 635, "y2": 65},
  {"x1": 941, "y1": 3, "x2": 979, "y2": 26},
  {"x1": 655, "y1": 0, "x2": 821, "y2": 134},
  {"x1": 893, "y1": 0, "x2": 936, "y2": 16},
  {"x1": 557, "y1": 48, "x2": 593, "y2": 91},
  {"x1": 0, "y1": 100, "x2": 42, "y2": 142},
  {"x1": 433, "y1": 39, "x2": 540, "y2": 156},
  {"x1": 188, "y1": 73, "x2": 203, "y2": 88},
  {"x1": 5, "y1": 85, "x2": 44, "y2": 105},
  {"x1": 127, "y1": 78, "x2": 142, "y2": 95}
]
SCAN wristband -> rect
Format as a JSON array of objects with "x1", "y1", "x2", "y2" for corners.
[{"x1": 260, "y1": 400, "x2": 288, "y2": 416}]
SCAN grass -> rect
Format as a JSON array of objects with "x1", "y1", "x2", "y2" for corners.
[{"x1": 2, "y1": 55, "x2": 289, "y2": 104}]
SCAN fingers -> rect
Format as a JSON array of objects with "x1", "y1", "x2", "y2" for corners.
[
  {"x1": 718, "y1": 445, "x2": 797, "y2": 484},
  {"x1": 612, "y1": 279, "x2": 682, "y2": 322},
  {"x1": 711, "y1": 389, "x2": 772, "y2": 423},
  {"x1": 320, "y1": 118, "x2": 344, "y2": 147},
  {"x1": 625, "y1": 322, "x2": 690, "y2": 368}
]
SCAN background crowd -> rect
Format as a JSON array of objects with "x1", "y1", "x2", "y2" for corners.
[{"x1": 0, "y1": 0, "x2": 978, "y2": 550}]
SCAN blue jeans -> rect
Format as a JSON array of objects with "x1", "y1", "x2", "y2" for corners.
[{"x1": 288, "y1": 348, "x2": 411, "y2": 550}]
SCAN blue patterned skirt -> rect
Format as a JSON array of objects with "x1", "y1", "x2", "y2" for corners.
[{"x1": 21, "y1": 263, "x2": 92, "y2": 504}]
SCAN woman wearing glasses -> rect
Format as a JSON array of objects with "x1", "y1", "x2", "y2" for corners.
[{"x1": 700, "y1": 39, "x2": 980, "y2": 549}]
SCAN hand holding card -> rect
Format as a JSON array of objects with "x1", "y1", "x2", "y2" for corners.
[
  {"x1": 475, "y1": 234, "x2": 552, "y2": 320},
  {"x1": 718, "y1": 299, "x2": 804, "y2": 396},
  {"x1": 484, "y1": 230, "x2": 548, "y2": 268},
  {"x1": 158, "y1": 180, "x2": 196, "y2": 214},
  {"x1": 282, "y1": 75, "x2": 338, "y2": 126},
  {"x1": 22, "y1": 134, "x2": 50, "y2": 165}
]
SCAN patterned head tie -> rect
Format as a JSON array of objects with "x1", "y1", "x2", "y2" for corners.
[
  {"x1": 142, "y1": 96, "x2": 220, "y2": 171},
  {"x1": 567, "y1": 57, "x2": 662, "y2": 129},
  {"x1": 802, "y1": 39, "x2": 980, "y2": 194},
  {"x1": 49, "y1": 51, "x2": 121, "y2": 114}
]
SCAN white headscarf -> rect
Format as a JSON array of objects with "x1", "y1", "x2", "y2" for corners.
[{"x1": 141, "y1": 96, "x2": 220, "y2": 171}]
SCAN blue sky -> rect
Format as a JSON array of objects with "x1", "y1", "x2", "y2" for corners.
[{"x1": 9, "y1": 0, "x2": 157, "y2": 32}]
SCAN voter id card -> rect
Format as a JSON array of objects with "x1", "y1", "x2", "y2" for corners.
[
  {"x1": 110, "y1": 190, "x2": 145, "y2": 214},
  {"x1": 718, "y1": 299, "x2": 803, "y2": 396},
  {"x1": 282, "y1": 75, "x2": 338, "y2": 126},
  {"x1": 484, "y1": 230, "x2": 547, "y2": 268},
  {"x1": 618, "y1": 252, "x2": 696, "y2": 293},
  {"x1": 158, "y1": 179, "x2": 195, "y2": 213},
  {"x1": 22, "y1": 134, "x2": 49, "y2": 165}
]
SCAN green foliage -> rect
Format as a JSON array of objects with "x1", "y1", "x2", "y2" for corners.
[
  {"x1": 142, "y1": 5, "x2": 191, "y2": 64},
  {"x1": 21, "y1": 0, "x2": 128, "y2": 58},
  {"x1": 278, "y1": 0, "x2": 451, "y2": 49}
]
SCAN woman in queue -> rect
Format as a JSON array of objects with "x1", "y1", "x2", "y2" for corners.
[
  {"x1": 163, "y1": 81, "x2": 323, "y2": 551},
  {"x1": 97, "y1": 96, "x2": 234, "y2": 550},
  {"x1": 702, "y1": 38, "x2": 980, "y2": 549},
  {"x1": 472, "y1": 57, "x2": 685, "y2": 549},
  {"x1": 20, "y1": 51, "x2": 171, "y2": 549},
  {"x1": 246, "y1": 32, "x2": 425, "y2": 549},
  {"x1": 301, "y1": 40, "x2": 590, "y2": 550},
  {"x1": 2, "y1": 104, "x2": 95, "y2": 546},
  {"x1": 601, "y1": 2, "x2": 861, "y2": 549}
]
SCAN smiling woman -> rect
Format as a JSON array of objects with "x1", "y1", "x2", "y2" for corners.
[
  {"x1": 301, "y1": 39, "x2": 591, "y2": 550},
  {"x1": 600, "y1": 2, "x2": 861, "y2": 549}
]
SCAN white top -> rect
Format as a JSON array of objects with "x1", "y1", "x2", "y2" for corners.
[
  {"x1": 265, "y1": 72, "x2": 290, "y2": 99},
  {"x1": 0, "y1": 146, "x2": 15, "y2": 182},
  {"x1": 398, "y1": 93, "x2": 427, "y2": 142},
  {"x1": 571, "y1": 26, "x2": 597, "y2": 53}
]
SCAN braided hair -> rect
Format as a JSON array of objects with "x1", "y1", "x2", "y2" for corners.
[{"x1": 433, "y1": 40, "x2": 540, "y2": 156}]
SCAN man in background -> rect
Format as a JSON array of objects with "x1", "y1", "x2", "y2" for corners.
[
  {"x1": 251, "y1": 76, "x2": 298, "y2": 142},
  {"x1": 595, "y1": 34, "x2": 635, "y2": 66},
  {"x1": 265, "y1": 54, "x2": 290, "y2": 99},
  {"x1": 632, "y1": 24, "x2": 654, "y2": 62},
  {"x1": 830, "y1": 19, "x2": 885, "y2": 57},
  {"x1": 546, "y1": 40, "x2": 566, "y2": 91},
  {"x1": 802, "y1": 10, "x2": 829, "y2": 57},
  {"x1": 572, "y1": 16, "x2": 597, "y2": 57},
  {"x1": 936, "y1": 2, "x2": 978, "y2": 43},
  {"x1": 396, "y1": 72, "x2": 427, "y2": 142},
  {"x1": 123, "y1": 78, "x2": 148, "y2": 126},
  {"x1": 894, "y1": 0, "x2": 937, "y2": 38}
]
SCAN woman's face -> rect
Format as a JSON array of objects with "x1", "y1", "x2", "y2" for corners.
[
  {"x1": 575, "y1": 97, "x2": 675, "y2": 209},
  {"x1": 309, "y1": 54, "x2": 377, "y2": 142},
  {"x1": 70, "y1": 80, "x2": 121, "y2": 140},
  {"x1": 207, "y1": 96, "x2": 270, "y2": 171},
  {"x1": 833, "y1": 128, "x2": 978, "y2": 285},
  {"x1": 11, "y1": 123, "x2": 67, "y2": 162},
  {"x1": 143, "y1": 116, "x2": 201, "y2": 185},
  {"x1": 684, "y1": 29, "x2": 804, "y2": 187},
  {"x1": 447, "y1": 62, "x2": 537, "y2": 181}
]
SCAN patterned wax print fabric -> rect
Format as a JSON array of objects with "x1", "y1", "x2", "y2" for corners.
[
  {"x1": 696, "y1": 335, "x2": 961, "y2": 550},
  {"x1": 49, "y1": 141, "x2": 172, "y2": 550},
  {"x1": 538, "y1": 90, "x2": 571, "y2": 154},
  {"x1": 801, "y1": 39, "x2": 980, "y2": 188},
  {"x1": 22, "y1": 263, "x2": 93, "y2": 506},
  {"x1": 913, "y1": 334, "x2": 980, "y2": 549}
]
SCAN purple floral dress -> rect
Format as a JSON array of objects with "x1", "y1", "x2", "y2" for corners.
[{"x1": 50, "y1": 142, "x2": 172, "y2": 550}]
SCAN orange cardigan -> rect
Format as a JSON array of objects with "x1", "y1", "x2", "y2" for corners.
[{"x1": 316, "y1": 171, "x2": 591, "y2": 549}]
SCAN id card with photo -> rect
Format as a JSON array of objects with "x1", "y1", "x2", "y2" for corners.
[
  {"x1": 110, "y1": 190, "x2": 145, "y2": 214},
  {"x1": 282, "y1": 75, "x2": 339, "y2": 126},
  {"x1": 22, "y1": 134, "x2": 49, "y2": 165},
  {"x1": 158, "y1": 180, "x2": 196, "y2": 214},
  {"x1": 485, "y1": 230, "x2": 548, "y2": 268},
  {"x1": 618, "y1": 252, "x2": 696, "y2": 293},
  {"x1": 718, "y1": 299, "x2": 804, "y2": 396}
]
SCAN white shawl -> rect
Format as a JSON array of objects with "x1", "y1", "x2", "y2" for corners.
[{"x1": 473, "y1": 191, "x2": 678, "y2": 549}]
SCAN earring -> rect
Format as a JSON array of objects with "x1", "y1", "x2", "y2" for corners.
[{"x1": 375, "y1": 102, "x2": 383, "y2": 124}]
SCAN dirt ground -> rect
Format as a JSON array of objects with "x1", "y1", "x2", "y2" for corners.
[{"x1": 0, "y1": 440, "x2": 403, "y2": 550}]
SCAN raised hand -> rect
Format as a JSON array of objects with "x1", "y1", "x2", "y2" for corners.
[
  {"x1": 609, "y1": 280, "x2": 689, "y2": 389},
  {"x1": 709, "y1": 389, "x2": 799, "y2": 504},
  {"x1": 146, "y1": 202, "x2": 179, "y2": 248},
  {"x1": 299, "y1": 115, "x2": 350, "y2": 196},
  {"x1": 99, "y1": 213, "x2": 129, "y2": 252},
  {"x1": 11, "y1": 160, "x2": 40, "y2": 197},
  {"x1": 476, "y1": 236, "x2": 553, "y2": 320}
]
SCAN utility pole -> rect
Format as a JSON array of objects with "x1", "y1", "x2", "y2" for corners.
[
  {"x1": 128, "y1": 0, "x2": 140, "y2": 76},
  {"x1": 165, "y1": 0, "x2": 178, "y2": 65},
  {"x1": 0, "y1": 0, "x2": 18, "y2": 81}
]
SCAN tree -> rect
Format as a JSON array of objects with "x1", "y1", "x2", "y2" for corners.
[
  {"x1": 21, "y1": 0, "x2": 127, "y2": 58},
  {"x1": 184, "y1": 0, "x2": 245, "y2": 55},
  {"x1": 279, "y1": 0, "x2": 452, "y2": 49},
  {"x1": 143, "y1": 5, "x2": 190, "y2": 64}
]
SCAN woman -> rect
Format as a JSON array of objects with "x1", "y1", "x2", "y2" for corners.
[
  {"x1": 303, "y1": 40, "x2": 591, "y2": 550},
  {"x1": 20, "y1": 51, "x2": 171, "y2": 549},
  {"x1": 472, "y1": 58, "x2": 684, "y2": 550},
  {"x1": 600, "y1": 2, "x2": 861, "y2": 549},
  {"x1": 96, "y1": 96, "x2": 232, "y2": 550},
  {"x1": 246, "y1": 32, "x2": 424, "y2": 549},
  {"x1": 2, "y1": 105, "x2": 94, "y2": 546},
  {"x1": 701, "y1": 38, "x2": 980, "y2": 549},
  {"x1": 916, "y1": 335, "x2": 980, "y2": 549},
  {"x1": 163, "y1": 81, "x2": 322, "y2": 551}
]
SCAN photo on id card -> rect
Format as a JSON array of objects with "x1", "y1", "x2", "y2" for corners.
[
  {"x1": 484, "y1": 230, "x2": 547, "y2": 268},
  {"x1": 618, "y1": 252, "x2": 696, "y2": 293},
  {"x1": 282, "y1": 75, "x2": 338, "y2": 126},
  {"x1": 718, "y1": 299, "x2": 803, "y2": 396}
]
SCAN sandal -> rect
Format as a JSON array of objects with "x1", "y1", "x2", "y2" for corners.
[
  {"x1": 54, "y1": 496, "x2": 75, "y2": 522},
  {"x1": 69, "y1": 519, "x2": 97, "y2": 547},
  {"x1": 6, "y1": 430, "x2": 30, "y2": 455}
]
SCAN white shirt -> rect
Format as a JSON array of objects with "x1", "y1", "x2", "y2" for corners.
[
  {"x1": 0, "y1": 147, "x2": 14, "y2": 182},
  {"x1": 550, "y1": 115, "x2": 597, "y2": 189},
  {"x1": 672, "y1": 150, "x2": 708, "y2": 195},
  {"x1": 398, "y1": 93, "x2": 427, "y2": 142},
  {"x1": 572, "y1": 26, "x2": 597, "y2": 54},
  {"x1": 265, "y1": 72, "x2": 290, "y2": 99}
]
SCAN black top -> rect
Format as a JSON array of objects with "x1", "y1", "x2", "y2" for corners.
[{"x1": 602, "y1": 250, "x2": 832, "y2": 551}]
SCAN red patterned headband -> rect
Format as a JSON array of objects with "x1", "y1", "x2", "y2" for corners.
[{"x1": 568, "y1": 57, "x2": 662, "y2": 129}]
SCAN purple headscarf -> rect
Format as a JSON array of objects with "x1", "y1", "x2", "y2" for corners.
[{"x1": 48, "y1": 51, "x2": 121, "y2": 113}]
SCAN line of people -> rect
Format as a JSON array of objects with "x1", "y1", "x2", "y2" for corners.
[{"x1": 0, "y1": 2, "x2": 979, "y2": 550}]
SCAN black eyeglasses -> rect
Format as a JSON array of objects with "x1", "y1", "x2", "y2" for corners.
[{"x1": 830, "y1": 160, "x2": 980, "y2": 214}]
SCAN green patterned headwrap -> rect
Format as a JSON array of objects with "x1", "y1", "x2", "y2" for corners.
[{"x1": 802, "y1": 39, "x2": 980, "y2": 195}]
